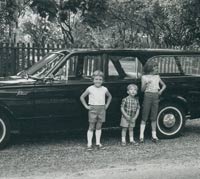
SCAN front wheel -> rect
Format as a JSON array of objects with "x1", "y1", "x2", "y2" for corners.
[
  {"x1": 0, "y1": 114, "x2": 10, "y2": 149},
  {"x1": 157, "y1": 104, "x2": 185, "y2": 138}
]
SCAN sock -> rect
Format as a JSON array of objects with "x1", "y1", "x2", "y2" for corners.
[
  {"x1": 129, "y1": 129, "x2": 134, "y2": 142},
  {"x1": 122, "y1": 137, "x2": 126, "y2": 143},
  {"x1": 130, "y1": 137, "x2": 134, "y2": 142},
  {"x1": 95, "y1": 129, "x2": 102, "y2": 145},
  {"x1": 152, "y1": 131, "x2": 157, "y2": 139},
  {"x1": 87, "y1": 130, "x2": 93, "y2": 147},
  {"x1": 140, "y1": 124, "x2": 146, "y2": 139}
]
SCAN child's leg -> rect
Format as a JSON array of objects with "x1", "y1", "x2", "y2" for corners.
[
  {"x1": 87, "y1": 123, "x2": 95, "y2": 147},
  {"x1": 151, "y1": 121, "x2": 158, "y2": 139},
  {"x1": 129, "y1": 127, "x2": 134, "y2": 142},
  {"x1": 95, "y1": 122, "x2": 103, "y2": 145},
  {"x1": 121, "y1": 127, "x2": 127, "y2": 143},
  {"x1": 140, "y1": 93, "x2": 152, "y2": 139},
  {"x1": 140, "y1": 121, "x2": 146, "y2": 140},
  {"x1": 150, "y1": 94, "x2": 159, "y2": 139}
]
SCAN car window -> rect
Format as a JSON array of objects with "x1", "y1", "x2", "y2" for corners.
[
  {"x1": 177, "y1": 56, "x2": 200, "y2": 75},
  {"x1": 82, "y1": 55, "x2": 104, "y2": 78},
  {"x1": 53, "y1": 54, "x2": 104, "y2": 81},
  {"x1": 54, "y1": 55, "x2": 78, "y2": 80},
  {"x1": 30, "y1": 53, "x2": 64, "y2": 77},
  {"x1": 107, "y1": 55, "x2": 142, "y2": 79},
  {"x1": 149, "y1": 55, "x2": 200, "y2": 76}
]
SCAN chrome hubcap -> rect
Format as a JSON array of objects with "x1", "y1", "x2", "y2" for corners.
[{"x1": 163, "y1": 114, "x2": 176, "y2": 128}]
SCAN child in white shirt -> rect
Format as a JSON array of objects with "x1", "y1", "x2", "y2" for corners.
[{"x1": 80, "y1": 70, "x2": 112, "y2": 150}]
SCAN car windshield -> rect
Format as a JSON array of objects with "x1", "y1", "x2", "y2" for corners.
[{"x1": 25, "y1": 53, "x2": 65, "y2": 78}]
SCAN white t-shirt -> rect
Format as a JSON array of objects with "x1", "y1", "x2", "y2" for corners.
[
  {"x1": 142, "y1": 75, "x2": 160, "y2": 93},
  {"x1": 87, "y1": 85, "x2": 108, "y2": 105}
]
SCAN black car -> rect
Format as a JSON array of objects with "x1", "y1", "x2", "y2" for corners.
[{"x1": 0, "y1": 49, "x2": 200, "y2": 148}]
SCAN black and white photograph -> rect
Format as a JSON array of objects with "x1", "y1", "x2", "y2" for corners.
[{"x1": 0, "y1": 0, "x2": 200, "y2": 178}]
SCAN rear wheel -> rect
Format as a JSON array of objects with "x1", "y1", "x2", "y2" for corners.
[
  {"x1": 157, "y1": 104, "x2": 185, "y2": 138},
  {"x1": 0, "y1": 114, "x2": 10, "y2": 149}
]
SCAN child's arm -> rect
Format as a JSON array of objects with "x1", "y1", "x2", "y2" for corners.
[
  {"x1": 80, "y1": 89, "x2": 90, "y2": 110},
  {"x1": 120, "y1": 98, "x2": 130, "y2": 121},
  {"x1": 105, "y1": 90, "x2": 112, "y2": 109},
  {"x1": 121, "y1": 106, "x2": 130, "y2": 121},
  {"x1": 132, "y1": 107, "x2": 140, "y2": 120},
  {"x1": 159, "y1": 78, "x2": 166, "y2": 95},
  {"x1": 141, "y1": 76, "x2": 149, "y2": 92}
]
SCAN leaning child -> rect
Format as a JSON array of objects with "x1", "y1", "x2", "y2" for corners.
[
  {"x1": 140, "y1": 61, "x2": 166, "y2": 143},
  {"x1": 120, "y1": 84, "x2": 140, "y2": 146},
  {"x1": 80, "y1": 70, "x2": 112, "y2": 150}
]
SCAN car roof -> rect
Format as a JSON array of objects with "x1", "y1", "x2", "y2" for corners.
[
  {"x1": 54, "y1": 48, "x2": 200, "y2": 64},
  {"x1": 55, "y1": 48, "x2": 200, "y2": 55}
]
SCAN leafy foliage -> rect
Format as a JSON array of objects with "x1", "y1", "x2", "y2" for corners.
[
  {"x1": 29, "y1": 0, "x2": 108, "y2": 44},
  {"x1": 1, "y1": 0, "x2": 200, "y2": 48}
]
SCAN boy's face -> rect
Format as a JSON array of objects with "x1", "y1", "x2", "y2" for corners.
[
  {"x1": 127, "y1": 87, "x2": 137, "y2": 97},
  {"x1": 93, "y1": 76, "x2": 103, "y2": 87}
]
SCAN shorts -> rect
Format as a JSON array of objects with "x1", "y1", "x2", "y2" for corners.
[
  {"x1": 142, "y1": 92, "x2": 159, "y2": 122},
  {"x1": 88, "y1": 105, "x2": 106, "y2": 123},
  {"x1": 120, "y1": 116, "x2": 136, "y2": 128}
]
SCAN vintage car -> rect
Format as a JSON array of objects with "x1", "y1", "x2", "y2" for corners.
[{"x1": 0, "y1": 49, "x2": 200, "y2": 148}]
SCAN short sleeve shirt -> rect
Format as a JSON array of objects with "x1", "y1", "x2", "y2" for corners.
[
  {"x1": 142, "y1": 75, "x2": 160, "y2": 93},
  {"x1": 121, "y1": 96, "x2": 140, "y2": 118},
  {"x1": 87, "y1": 85, "x2": 108, "y2": 105}
]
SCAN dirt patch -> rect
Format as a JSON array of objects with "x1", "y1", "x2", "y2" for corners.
[{"x1": 1, "y1": 119, "x2": 200, "y2": 179}]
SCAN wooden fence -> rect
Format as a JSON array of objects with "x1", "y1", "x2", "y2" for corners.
[
  {"x1": 0, "y1": 43, "x2": 200, "y2": 77},
  {"x1": 0, "y1": 43, "x2": 67, "y2": 76}
]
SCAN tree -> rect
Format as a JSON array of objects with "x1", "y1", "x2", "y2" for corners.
[
  {"x1": 30, "y1": 0, "x2": 108, "y2": 45},
  {"x1": 0, "y1": 0, "x2": 32, "y2": 43}
]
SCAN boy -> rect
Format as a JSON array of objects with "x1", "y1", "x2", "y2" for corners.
[
  {"x1": 80, "y1": 70, "x2": 112, "y2": 151},
  {"x1": 120, "y1": 84, "x2": 140, "y2": 146}
]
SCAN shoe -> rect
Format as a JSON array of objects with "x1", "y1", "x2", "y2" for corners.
[
  {"x1": 139, "y1": 138, "x2": 144, "y2": 143},
  {"x1": 121, "y1": 142, "x2": 126, "y2": 146},
  {"x1": 152, "y1": 137, "x2": 159, "y2": 143},
  {"x1": 130, "y1": 141, "x2": 139, "y2": 146},
  {"x1": 87, "y1": 145, "x2": 93, "y2": 151},
  {"x1": 96, "y1": 144, "x2": 106, "y2": 150}
]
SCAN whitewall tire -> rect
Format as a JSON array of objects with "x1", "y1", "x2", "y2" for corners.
[
  {"x1": 157, "y1": 104, "x2": 185, "y2": 138},
  {"x1": 0, "y1": 114, "x2": 10, "y2": 149}
]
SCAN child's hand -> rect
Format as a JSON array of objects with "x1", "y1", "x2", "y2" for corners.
[
  {"x1": 125, "y1": 115, "x2": 131, "y2": 121},
  {"x1": 158, "y1": 91, "x2": 162, "y2": 96},
  {"x1": 85, "y1": 105, "x2": 91, "y2": 110},
  {"x1": 105, "y1": 104, "x2": 109, "y2": 110}
]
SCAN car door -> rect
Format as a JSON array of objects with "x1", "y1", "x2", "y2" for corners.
[
  {"x1": 33, "y1": 53, "x2": 105, "y2": 131},
  {"x1": 5, "y1": 84, "x2": 36, "y2": 131},
  {"x1": 103, "y1": 54, "x2": 142, "y2": 128}
]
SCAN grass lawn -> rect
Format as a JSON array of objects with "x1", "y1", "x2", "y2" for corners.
[{"x1": 1, "y1": 119, "x2": 200, "y2": 178}]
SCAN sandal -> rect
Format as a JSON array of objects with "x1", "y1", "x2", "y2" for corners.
[
  {"x1": 130, "y1": 141, "x2": 139, "y2": 146},
  {"x1": 139, "y1": 138, "x2": 144, "y2": 143},
  {"x1": 121, "y1": 142, "x2": 126, "y2": 146},
  {"x1": 152, "y1": 137, "x2": 159, "y2": 143},
  {"x1": 87, "y1": 145, "x2": 93, "y2": 151},
  {"x1": 96, "y1": 144, "x2": 106, "y2": 150}
]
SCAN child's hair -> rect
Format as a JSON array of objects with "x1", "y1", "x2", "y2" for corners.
[
  {"x1": 92, "y1": 70, "x2": 104, "y2": 79},
  {"x1": 127, "y1": 84, "x2": 138, "y2": 91},
  {"x1": 143, "y1": 60, "x2": 158, "y2": 74}
]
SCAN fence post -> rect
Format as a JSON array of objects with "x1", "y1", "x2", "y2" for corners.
[
  {"x1": 0, "y1": 43, "x2": 3, "y2": 76},
  {"x1": 32, "y1": 43, "x2": 35, "y2": 64},
  {"x1": 27, "y1": 43, "x2": 31, "y2": 67}
]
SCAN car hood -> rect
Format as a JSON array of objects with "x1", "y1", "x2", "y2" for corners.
[{"x1": 0, "y1": 76, "x2": 36, "y2": 87}]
